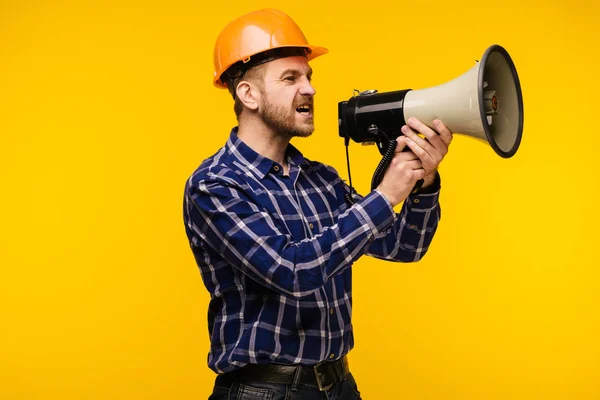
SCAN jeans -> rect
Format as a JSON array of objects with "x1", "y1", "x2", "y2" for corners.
[{"x1": 208, "y1": 371, "x2": 362, "y2": 400}]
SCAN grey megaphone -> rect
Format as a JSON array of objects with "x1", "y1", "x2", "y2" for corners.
[{"x1": 338, "y1": 44, "x2": 524, "y2": 158}]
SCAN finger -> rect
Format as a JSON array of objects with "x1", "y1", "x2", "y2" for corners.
[
  {"x1": 394, "y1": 135, "x2": 407, "y2": 152},
  {"x1": 405, "y1": 136, "x2": 434, "y2": 167},
  {"x1": 395, "y1": 150, "x2": 419, "y2": 162},
  {"x1": 401, "y1": 125, "x2": 438, "y2": 163},
  {"x1": 392, "y1": 158, "x2": 422, "y2": 171},
  {"x1": 404, "y1": 159, "x2": 423, "y2": 170},
  {"x1": 413, "y1": 168, "x2": 426, "y2": 180},
  {"x1": 406, "y1": 117, "x2": 447, "y2": 156},
  {"x1": 433, "y1": 119, "x2": 453, "y2": 146}
]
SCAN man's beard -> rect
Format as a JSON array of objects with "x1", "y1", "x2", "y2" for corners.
[{"x1": 259, "y1": 95, "x2": 314, "y2": 140}]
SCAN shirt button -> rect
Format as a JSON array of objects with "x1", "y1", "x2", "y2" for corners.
[
  {"x1": 329, "y1": 354, "x2": 335, "y2": 359},
  {"x1": 414, "y1": 198, "x2": 420, "y2": 204},
  {"x1": 410, "y1": 225, "x2": 416, "y2": 229},
  {"x1": 330, "y1": 308, "x2": 334, "y2": 315},
  {"x1": 273, "y1": 165, "x2": 280, "y2": 172},
  {"x1": 309, "y1": 223, "x2": 314, "y2": 229}
]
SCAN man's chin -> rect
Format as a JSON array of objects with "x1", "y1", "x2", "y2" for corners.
[
  {"x1": 294, "y1": 124, "x2": 314, "y2": 138},
  {"x1": 294, "y1": 131, "x2": 313, "y2": 138}
]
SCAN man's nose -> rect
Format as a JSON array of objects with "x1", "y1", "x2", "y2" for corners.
[{"x1": 299, "y1": 78, "x2": 316, "y2": 96}]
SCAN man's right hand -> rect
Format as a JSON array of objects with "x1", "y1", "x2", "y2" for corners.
[{"x1": 376, "y1": 136, "x2": 425, "y2": 207}]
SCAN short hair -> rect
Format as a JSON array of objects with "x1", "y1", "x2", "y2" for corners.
[{"x1": 225, "y1": 65, "x2": 267, "y2": 120}]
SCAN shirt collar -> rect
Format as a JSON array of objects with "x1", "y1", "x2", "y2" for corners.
[{"x1": 226, "y1": 127, "x2": 309, "y2": 180}]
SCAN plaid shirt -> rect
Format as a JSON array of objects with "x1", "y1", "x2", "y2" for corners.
[{"x1": 183, "y1": 128, "x2": 441, "y2": 374}]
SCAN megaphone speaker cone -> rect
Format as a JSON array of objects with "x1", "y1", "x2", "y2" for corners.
[{"x1": 402, "y1": 44, "x2": 524, "y2": 158}]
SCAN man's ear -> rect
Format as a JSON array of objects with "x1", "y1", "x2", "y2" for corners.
[{"x1": 235, "y1": 80, "x2": 260, "y2": 111}]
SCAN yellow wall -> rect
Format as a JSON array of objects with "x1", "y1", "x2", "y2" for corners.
[{"x1": 1, "y1": 1, "x2": 599, "y2": 399}]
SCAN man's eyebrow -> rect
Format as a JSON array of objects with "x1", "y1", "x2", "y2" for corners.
[{"x1": 279, "y1": 68, "x2": 314, "y2": 78}]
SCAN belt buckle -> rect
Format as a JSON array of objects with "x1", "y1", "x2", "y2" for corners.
[{"x1": 313, "y1": 362, "x2": 333, "y2": 392}]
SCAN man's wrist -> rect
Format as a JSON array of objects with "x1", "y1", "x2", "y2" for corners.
[
  {"x1": 415, "y1": 170, "x2": 441, "y2": 195},
  {"x1": 376, "y1": 188, "x2": 399, "y2": 208},
  {"x1": 421, "y1": 170, "x2": 438, "y2": 188}
]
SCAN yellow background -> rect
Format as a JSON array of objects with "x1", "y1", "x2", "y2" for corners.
[{"x1": 1, "y1": 0, "x2": 599, "y2": 399}]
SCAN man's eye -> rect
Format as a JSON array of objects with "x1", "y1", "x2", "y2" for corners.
[{"x1": 284, "y1": 76, "x2": 295, "y2": 82}]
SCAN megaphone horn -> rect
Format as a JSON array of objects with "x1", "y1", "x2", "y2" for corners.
[{"x1": 338, "y1": 44, "x2": 524, "y2": 158}]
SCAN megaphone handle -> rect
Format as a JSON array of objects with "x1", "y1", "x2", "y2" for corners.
[{"x1": 371, "y1": 139, "x2": 424, "y2": 195}]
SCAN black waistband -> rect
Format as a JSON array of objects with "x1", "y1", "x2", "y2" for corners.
[{"x1": 215, "y1": 356, "x2": 349, "y2": 392}]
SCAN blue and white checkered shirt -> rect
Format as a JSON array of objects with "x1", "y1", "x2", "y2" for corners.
[{"x1": 183, "y1": 128, "x2": 441, "y2": 374}]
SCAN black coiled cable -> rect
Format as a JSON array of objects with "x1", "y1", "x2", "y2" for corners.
[
  {"x1": 370, "y1": 139, "x2": 397, "y2": 192},
  {"x1": 345, "y1": 139, "x2": 397, "y2": 206}
]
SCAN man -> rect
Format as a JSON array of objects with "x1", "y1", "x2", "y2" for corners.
[{"x1": 183, "y1": 8, "x2": 453, "y2": 399}]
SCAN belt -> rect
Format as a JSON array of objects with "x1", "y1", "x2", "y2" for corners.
[{"x1": 215, "y1": 356, "x2": 349, "y2": 392}]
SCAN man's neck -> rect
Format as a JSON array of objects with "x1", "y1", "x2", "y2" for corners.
[{"x1": 237, "y1": 119, "x2": 291, "y2": 175}]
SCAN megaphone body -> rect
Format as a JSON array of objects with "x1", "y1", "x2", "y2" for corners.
[{"x1": 338, "y1": 44, "x2": 524, "y2": 158}]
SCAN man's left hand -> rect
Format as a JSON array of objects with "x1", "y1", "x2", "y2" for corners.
[{"x1": 401, "y1": 117, "x2": 453, "y2": 186}]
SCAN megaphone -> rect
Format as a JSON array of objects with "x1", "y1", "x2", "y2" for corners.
[{"x1": 338, "y1": 44, "x2": 524, "y2": 159}]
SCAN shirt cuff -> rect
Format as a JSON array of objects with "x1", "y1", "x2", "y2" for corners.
[
  {"x1": 406, "y1": 173, "x2": 441, "y2": 210},
  {"x1": 352, "y1": 190, "x2": 395, "y2": 238}
]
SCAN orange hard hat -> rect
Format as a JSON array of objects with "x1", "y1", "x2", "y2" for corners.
[{"x1": 213, "y1": 8, "x2": 328, "y2": 89}]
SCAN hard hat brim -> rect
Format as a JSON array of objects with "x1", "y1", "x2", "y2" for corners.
[{"x1": 213, "y1": 45, "x2": 329, "y2": 89}]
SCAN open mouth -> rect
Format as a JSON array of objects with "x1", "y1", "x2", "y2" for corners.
[{"x1": 295, "y1": 104, "x2": 312, "y2": 115}]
